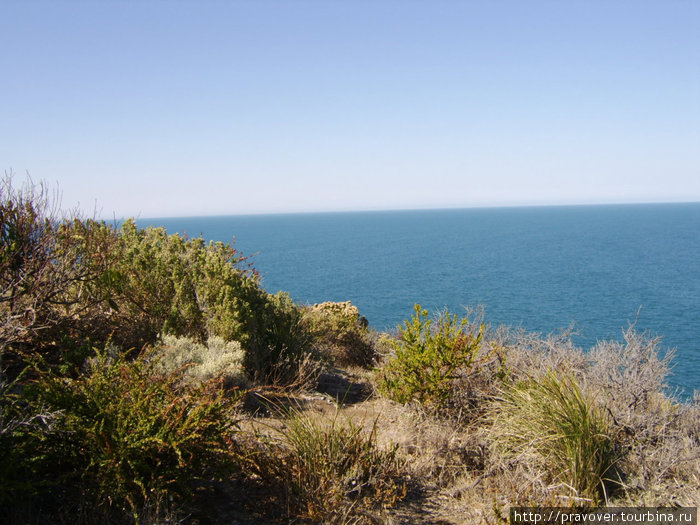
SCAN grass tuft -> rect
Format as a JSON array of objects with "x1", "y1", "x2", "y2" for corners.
[
  {"x1": 489, "y1": 371, "x2": 620, "y2": 504},
  {"x1": 247, "y1": 401, "x2": 407, "y2": 522}
]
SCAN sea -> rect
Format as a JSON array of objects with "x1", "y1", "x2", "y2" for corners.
[{"x1": 139, "y1": 203, "x2": 700, "y2": 397}]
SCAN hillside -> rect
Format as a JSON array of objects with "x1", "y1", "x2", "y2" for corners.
[{"x1": 2, "y1": 177, "x2": 698, "y2": 524}]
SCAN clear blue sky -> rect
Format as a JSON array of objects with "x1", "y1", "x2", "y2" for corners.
[{"x1": 2, "y1": 1, "x2": 699, "y2": 218}]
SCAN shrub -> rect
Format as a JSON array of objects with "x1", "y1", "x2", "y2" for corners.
[
  {"x1": 586, "y1": 329, "x2": 700, "y2": 505},
  {"x1": 155, "y1": 334, "x2": 246, "y2": 388},
  {"x1": 248, "y1": 403, "x2": 406, "y2": 522},
  {"x1": 304, "y1": 301, "x2": 376, "y2": 367},
  {"x1": 106, "y1": 219, "x2": 263, "y2": 349},
  {"x1": 378, "y1": 304, "x2": 484, "y2": 409},
  {"x1": 1, "y1": 175, "x2": 118, "y2": 362},
  {"x1": 2, "y1": 175, "x2": 318, "y2": 389},
  {"x1": 243, "y1": 291, "x2": 317, "y2": 387},
  {"x1": 25, "y1": 345, "x2": 240, "y2": 520},
  {"x1": 109, "y1": 222, "x2": 315, "y2": 386},
  {"x1": 489, "y1": 371, "x2": 620, "y2": 503},
  {"x1": 0, "y1": 369, "x2": 64, "y2": 507}
]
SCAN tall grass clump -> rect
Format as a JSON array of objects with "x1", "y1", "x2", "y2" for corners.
[
  {"x1": 379, "y1": 304, "x2": 483, "y2": 409},
  {"x1": 24, "y1": 346, "x2": 240, "y2": 521},
  {"x1": 489, "y1": 371, "x2": 620, "y2": 503},
  {"x1": 248, "y1": 404, "x2": 406, "y2": 522}
]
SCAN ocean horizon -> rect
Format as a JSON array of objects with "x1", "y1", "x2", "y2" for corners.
[{"x1": 139, "y1": 202, "x2": 700, "y2": 397}]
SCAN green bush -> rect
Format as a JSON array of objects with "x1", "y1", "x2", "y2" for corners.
[
  {"x1": 2, "y1": 175, "x2": 317, "y2": 389},
  {"x1": 0, "y1": 370, "x2": 64, "y2": 507},
  {"x1": 24, "y1": 346, "x2": 240, "y2": 520},
  {"x1": 378, "y1": 304, "x2": 483, "y2": 408},
  {"x1": 107, "y1": 219, "x2": 263, "y2": 349},
  {"x1": 243, "y1": 291, "x2": 317, "y2": 386},
  {"x1": 109, "y1": 221, "x2": 314, "y2": 386},
  {"x1": 489, "y1": 371, "x2": 620, "y2": 503},
  {"x1": 304, "y1": 301, "x2": 376, "y2": 367}
]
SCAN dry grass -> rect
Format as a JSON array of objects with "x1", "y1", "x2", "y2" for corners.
[
  {"x1": 241, "y1": 398, "x2": 407, "y2": 523},
  {"x1": 585, "y1": 329, "x2": 700, "y2": 506},
  {"x1": 348, "y1": 322, "x2": 700, "y2": 522},
  {"x1": 145, "y1": 320, "x2": 700, "y2": 522},
  {"x1": 5, "y1": 301, "x2": 698, "y2": 523}
]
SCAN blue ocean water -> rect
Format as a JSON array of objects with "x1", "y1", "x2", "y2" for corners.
[{"x1": 140, "y1": 203, "x2": 700, "y2": 396}]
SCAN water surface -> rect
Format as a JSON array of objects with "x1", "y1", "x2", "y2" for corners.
[{"x1": 140, "y1": 203, "x2": 700, "y2": 395}]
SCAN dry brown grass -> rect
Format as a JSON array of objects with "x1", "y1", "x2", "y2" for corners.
[
  {"x1": 342, "y1": 322, "x2": 699, "y2": 522},
  {"x1": 117, "y1": 319, "x2": 696, "y2": 524}
]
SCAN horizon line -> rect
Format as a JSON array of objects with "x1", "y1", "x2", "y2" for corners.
[{"x1": 120, "y1": 199, "x2": 700, "y2": 222}]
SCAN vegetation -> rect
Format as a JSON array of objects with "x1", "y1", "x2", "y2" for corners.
[
  {"x1": 2, "y1": 174, "x2": 698, "y2": 523},
  {"x1": 489, "y1": 371, "x2": 619, "y2": 503},
  {"x1": 246, "y1": 402, "x2": 406, "y2": 522},
  {"x1": 304, "y1": 300, "x2": 376, "y2": 367},
  {"x1": 155, "y1": 334, "x2": 246, "y2": 388},
  {"x1": 378, "y1": 304, "x2": 485, "y2": 409},
  {"x1": 29, "y1": 348, "x2": 238, "y2": 519}
]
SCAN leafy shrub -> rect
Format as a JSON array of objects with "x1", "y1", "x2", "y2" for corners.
[
  {"x1": 106, "y1": 219, "x2": 263, "y2": 350},
  {"x1": 155, "y1": 334, "x2": 246, "y2": 388},
  {"x1": 243, "y1": 291, "x2": 318, "y2": 387},
  {"x1": 304, "y1": 301, "x2": 376, "y2": 367},
  {"x1": 109, "y1": 222, "x2": 314, "y2": 386},
  {"x1": 248, "y1": 404, "x2": 406, "y2": 522},
  {"x1": 489, "y1": 371, "x2": 620, "y2": 503},
  {"x1": 378, "y1": 304, "x2": 483, "y2": 408},
  {"x1": 25, "y1": 346, "x2": 240, "y2": 520},
  {"x1": 2, "y1": 175, "x2": 318, "y2": 390}
]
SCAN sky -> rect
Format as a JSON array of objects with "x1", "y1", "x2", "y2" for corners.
[{"x1": 2, "y1": 1, "x2": 699, "y2": 218}]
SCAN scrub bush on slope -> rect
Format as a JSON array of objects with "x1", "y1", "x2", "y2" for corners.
[{"x1": 379, "y1": 304, "x2": 484, "y2": 409}]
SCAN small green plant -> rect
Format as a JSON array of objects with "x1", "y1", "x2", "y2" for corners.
[
  {"x1": 378, "y1": 304, "x2": 484, "y2": 408},
  {"x1": 489, "y1": 371, "x2": 620, "y2": 503},
  {"x1": 27, "y1": 345, "x2": 240, "y2": 520},
  {"x1": 249, "y1": 403, "x2": 406, "y2": 522}
]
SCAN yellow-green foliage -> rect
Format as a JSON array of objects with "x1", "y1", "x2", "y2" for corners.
[
  {"x1": 27, "y1": 346, "x2": 239, "y2": 518},
  {"x1": 111, "y1": 221, "x2": 312, "y2": 385},
  {"x1": 155, "y1": 334, "x2": 246, "y2": 387},
  {"x1": 109, "y1": 219, "x2": 264, "y2": 348},
  {"x1": 489, "y1": 371, "x2": 619, "y2": 503},
  {"x1": 304, "y1": 301, "x2": 376, "y2": 367},
  {"x1": 379, "y1": 304, "x2": 483, "y2": 408},
  {"x1": 244, "y1": 291, "x2": 316, "y2": 385}
]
